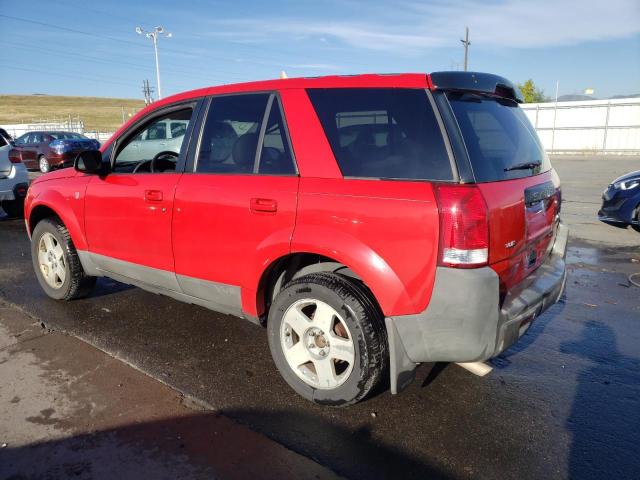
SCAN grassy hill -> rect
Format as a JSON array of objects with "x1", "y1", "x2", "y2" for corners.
[{"x1": 0, "y1": 95, "x2": 146, "y2": 132}]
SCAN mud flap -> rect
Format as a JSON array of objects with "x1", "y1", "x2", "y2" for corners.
[{"x1": 385, "y1": 317, "x2": 417, "y2": 394}]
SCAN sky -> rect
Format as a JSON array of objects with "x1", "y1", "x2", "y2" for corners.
[{"x1": 0, "y1": 0, "x2": 639, "y2": 100}]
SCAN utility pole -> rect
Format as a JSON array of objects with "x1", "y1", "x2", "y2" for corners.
[
  {"x1": 136, "y1": 26, "x2": 172, "y2": 99},
  {"x1": 142, "y1": 79, "x2": 154, "y2": 105},
  {"x1": 461, "y1": 27, "x2": 470, "y2": 72}
]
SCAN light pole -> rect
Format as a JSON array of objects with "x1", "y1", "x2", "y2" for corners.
[
  {"x1": 136, "y1": 26, "x2": 172, "y2": 99},
  {"x1": 460, "y1": 26, "x2": 470, "y2": 72}
]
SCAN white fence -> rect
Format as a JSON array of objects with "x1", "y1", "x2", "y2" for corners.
[{"x1": 522, "y1": 97, "x2": 640, "y2": 154}]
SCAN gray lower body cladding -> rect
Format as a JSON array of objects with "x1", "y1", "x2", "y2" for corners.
[
  {"x1": 77, "y1": 251, "x2": 244, "y2": 319},
  {"x1": 386, "y1": 222, "x2": 569, "y2": 393}
]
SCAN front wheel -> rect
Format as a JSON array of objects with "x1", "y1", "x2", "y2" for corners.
[
  {"x1": 632, "y1": 205, "x2": 640, "y2": 233},
  {"x1": 31, "y1": 218, "x2": 96, "y2": 300},
  {"x1": 267, "y1": 273, "x2": 388, "y2": 406}
]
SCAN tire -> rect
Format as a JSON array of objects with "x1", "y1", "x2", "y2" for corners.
[
  {"x1": 267, "y1": 272, "x2": 388, "y2": 406},
  {"x1": 31, "y1": 217, "x2": 96, "y2": 300},
  {"x1": 1, "y1": 198, "x2": 25, "y2": 218},
  {"x1": 39, "y1": 155, "x2": 51, "y2": 173},
  {"x1": 632, "y1": 205, "x2": 640, "y2": 233}
]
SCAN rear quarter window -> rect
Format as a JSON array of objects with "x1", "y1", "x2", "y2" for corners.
[{"x1": 307, "y1": 88, "x2": 453, "y2": 181}]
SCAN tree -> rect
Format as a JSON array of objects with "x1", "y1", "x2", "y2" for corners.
[{"x1": 517, "y1": 79, "x2": 549, "y2": 103}]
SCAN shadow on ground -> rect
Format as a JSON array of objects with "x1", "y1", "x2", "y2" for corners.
[
  {"x1": 0, "y1": 410, "x2": 454, "y2": 480},
  {"x1": 562, "y1": 320, "x2": 640, "y2": 480}
]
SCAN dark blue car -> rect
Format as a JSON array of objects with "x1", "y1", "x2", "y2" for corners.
[{"x1": 598, "y1": 170, "x2": 640, "y2": 231}]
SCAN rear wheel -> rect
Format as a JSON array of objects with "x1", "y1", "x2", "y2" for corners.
[
  {"x1": 31, "y1": 218, "x2": 96, "y2": 300},
  {"x1": 39, "y1": 155, "x2": 50, "y2": 173},
  {"x1": 267, "y1": 273, "x2": 388, "y2": 406},
  {"x1": 1, "y1": 198, "x2": 25, "y2": 218}
]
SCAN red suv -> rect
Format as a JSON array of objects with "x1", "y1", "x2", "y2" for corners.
[{"x1": 24, "y1": 72, "x2": 567, "y2": 406}]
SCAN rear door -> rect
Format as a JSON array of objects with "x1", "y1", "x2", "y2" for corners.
[
  {"x1": 441, "y1": 91, "x2": 560, "y2": 289},
  {"x1": 18, "y1": 134, "x2": 38, "y2": 168},
  {"x1": 172, "y1": 93, "x2": 299, "y2": 317}
]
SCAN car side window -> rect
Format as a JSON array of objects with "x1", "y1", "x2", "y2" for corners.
[
  {"x1": 196, "y1": 94, "x2": 269, "y2": 174},
  {"x1": 113, "y1": 107, "x2": 193, "y2": 174},
  {"x1": 257, "y1": 100, "x2": 296, "y2": 175}
]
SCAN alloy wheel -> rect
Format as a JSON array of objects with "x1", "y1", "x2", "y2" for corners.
[
  {"x1": 280, "y1": 298, "x2": 355, "y2": 389},
  {"x1": 37, "y1": 232, "x2": 66, "y2": 288}
]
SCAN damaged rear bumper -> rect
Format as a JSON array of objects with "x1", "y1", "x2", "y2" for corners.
[{"x1": 385, "y1": 222, "x2": 569, "y2": 394}]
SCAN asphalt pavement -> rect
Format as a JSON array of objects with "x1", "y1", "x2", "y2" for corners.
[{"x1": 0, "y1": 155, "x2": 639, "y2": 479}]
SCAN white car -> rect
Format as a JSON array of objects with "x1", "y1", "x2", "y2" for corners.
[
  {"x1": 116, "y1": 118, "x2": 188, "y2": 165},
  {"x1": 0, "y1": 132, "x2": 29, "y2": 218}
]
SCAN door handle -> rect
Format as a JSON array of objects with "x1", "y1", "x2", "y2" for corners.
[
  {"x1": 250, "y1": 197, "x2": 277, "y2": 213},
  {"x1": 145, "y1": 190, "x2": 163, "y2": 202}
]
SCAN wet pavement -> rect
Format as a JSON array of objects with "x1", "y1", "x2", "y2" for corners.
[{"x1": 1, "y1": 156, "x2": 639, "y2": 479}]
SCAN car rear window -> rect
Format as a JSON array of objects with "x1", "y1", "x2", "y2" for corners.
[
  {"x1": 307, "y1": 88, "x2": 453, "y2": 181},
  {"x1": 446, "y1": 92, "x2": 551, "y2": 182}
]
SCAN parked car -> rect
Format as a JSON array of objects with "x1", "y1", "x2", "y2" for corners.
[
  {"x1": 10, "y1": 131, "x2": 100, "y2": 173},
  {"x1": 24, "y1": 72, "x2": 568, "y2": 405},
  {"x1": 0, "y1": 128, "x2": 13, "y2": 142},
  {"x1": 598, "y1": 170, "x2": 640, "y2": 231},
  {"x1": 0, "y1": 131, "x2": 29, "y2": 217}
]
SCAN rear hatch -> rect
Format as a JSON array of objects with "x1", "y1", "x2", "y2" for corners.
[{"x1": 444, "y1": 91, "x2": 561, "y2": 293}]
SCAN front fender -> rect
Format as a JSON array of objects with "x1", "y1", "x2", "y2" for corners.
[{"x1": 27, "y1": 188, "x2": 88, "y2": 251}]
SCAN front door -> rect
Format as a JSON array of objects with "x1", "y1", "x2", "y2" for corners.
[
  {"x1": 172, "y1": 93, "x2": 299, "y2": 317},
  {"x1": 84, "y1": 103, "x2": 197, "y2": 291}
]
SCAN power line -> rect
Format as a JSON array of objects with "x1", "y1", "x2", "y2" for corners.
[
  {"x1": 3, "y1": 40, "x2": 248, "y2": 83},
  {"x1": 4, "y1": 65, "x2": 138, "y2": 88},
  {"x1": 0, "y1": 14, "x2": 143, "y2": 47}
]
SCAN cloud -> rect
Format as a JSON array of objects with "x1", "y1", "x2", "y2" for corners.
[{"x1": 207, "y1": 0, "x2": 640, "y2": 53}]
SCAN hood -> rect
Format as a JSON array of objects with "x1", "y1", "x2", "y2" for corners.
[
  {"x1": 612, "y1": 170, "x2": 640, "y2": 184},
  {"x1": 31, "y1": 166, "x2": 79, "y2": 185}
]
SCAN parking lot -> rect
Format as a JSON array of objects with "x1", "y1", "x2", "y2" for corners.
[{"x1": 1, "y1": 155, "x2": 639, "y2": 479}]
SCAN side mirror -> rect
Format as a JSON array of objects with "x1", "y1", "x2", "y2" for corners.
[{"x1": 74, "y1": 150, "x2": 110, "y2": 174}]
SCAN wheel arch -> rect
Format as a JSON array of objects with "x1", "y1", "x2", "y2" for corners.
[
  {"x1": 253, "y1": 247, "x2": 412, "y2": 322},
  {"x1": 28, "y1": 198, "x2": 87, "y2": 251}
]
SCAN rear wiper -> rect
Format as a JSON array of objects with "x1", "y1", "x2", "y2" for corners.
[{"x1": 504, "y1": 161, "x2": 541, "y2": 172}]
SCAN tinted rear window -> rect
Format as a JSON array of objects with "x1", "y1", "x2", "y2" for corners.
[
  {"x1": 447, "y1": 92, "x2": 551, "y2": 182},
  {"x1": 307, "y1": 88, "x2": 453, "y2": 181}
]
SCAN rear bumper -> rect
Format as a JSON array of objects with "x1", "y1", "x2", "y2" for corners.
[
  {"x1": 0, "y1": 164, "x2": 29, "y2": 201},
  {"x1": 386, "y1": 222, "x2": 569, "y2": 393}
]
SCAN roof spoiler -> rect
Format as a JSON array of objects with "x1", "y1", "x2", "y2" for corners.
[{"x1": 429, "y1": 71, "x2": 524, "y2": 103}]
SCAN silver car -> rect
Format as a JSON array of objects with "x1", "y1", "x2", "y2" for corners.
[
  {"x1": 0, "y1": 133, "x2": 29, "y2": 218},
  {"x1": 116, "y1": 118, "x2": 188, "y2": 164}
]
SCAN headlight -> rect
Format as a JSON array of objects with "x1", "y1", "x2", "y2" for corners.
[{"x1": 614, "y1": 179, "x2": 640, "y2": 190}]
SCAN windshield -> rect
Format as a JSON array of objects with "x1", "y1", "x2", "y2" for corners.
[{"x1": 447, "y1": 92, "x2": 551, "y2": 182}]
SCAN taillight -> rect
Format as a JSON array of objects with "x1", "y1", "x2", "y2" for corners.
[
  {"x1": 8, "y1": 149, "x2": 21, "y2": 164},
  {"x1": 434, "y1": 184, "x2": 489, "y2": 267}
]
